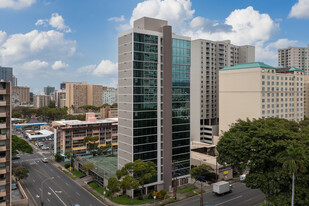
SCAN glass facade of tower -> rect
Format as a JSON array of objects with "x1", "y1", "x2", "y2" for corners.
[
  {"x1": 132, "y1": 33, "x2": 158, "y2": 166},
  {"x1": 172, "y1": 39, "x2": 191, "y2": 177}
]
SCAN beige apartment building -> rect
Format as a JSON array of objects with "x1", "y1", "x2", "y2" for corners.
[
  {"x1": 100, "y1": 106, "x2": 118, "y2": 119},
  {"x1": 54, "y1": 89, "x2": 66, "y2": 108},
  {"x1": 52, "y1": 113, "x2": 118, "y2": 156},
  {"x1": 191, "y1": 39, "x2": 255, "y2": 144},
  {"x1": 33, "y1": 94, "x2": 51, "y2": 108},
  {"x1": 278, "y1": 45, "x2": 309, "y2": 75},
  {"x1": 65, "y1": 82, "x2": 103, "y2": 114},
  {"x1": 219, "y1": 62, "x2": 304, "y2": 134},
  {"x1": 12, "y1": 86, "x2": 30, "y2": 105},
  {"x1": 0, "y1": 82, "x2": 11, "y2": 205}
]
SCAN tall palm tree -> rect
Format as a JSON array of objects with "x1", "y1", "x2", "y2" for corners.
[{"x1": 277, "y1": 146, "x2": 306, "y2": 206}]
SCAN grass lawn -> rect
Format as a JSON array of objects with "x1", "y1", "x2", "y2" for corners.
[
  {"x1": 186, "y1": 192, "x2": 198, "y2": 198},
  {"x1": 58, "y1": 166, "x2": 76, "y2": 180},
  {"x1": 88, "y1": 182, "x2": 108, "y2": 196},
  {"x1": 177, "y1": 185, "x2": 198, "y2": 194},
  {"x1": 160, "y1": 199, "x2": 176, "y2": 206},
  {"x1": 71, "y1": 169, "x2": 85, "y2": 178},
  {"x1": 111, "y1": 195, "x2": 156, "y2": 205},
  {"x1": 91, "y1": 191, "x2": 104, "y2": 202}
]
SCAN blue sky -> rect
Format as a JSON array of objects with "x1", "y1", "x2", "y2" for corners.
[{"x1": 0, "y1": 0, "x2": 309, "y2": 94}]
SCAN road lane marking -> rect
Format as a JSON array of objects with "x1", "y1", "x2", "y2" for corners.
[
  {"x1": 39, "y1": 188, "x2": 42, "y2": 191},
  {"x1": 47, "y1": 198, "x2": 50, "y2": 202},
  {"x1": 65, "y1": 182, "x2": 69, "y2": 186},
  {"x1": 215, "y1": 195, "x2": 243, "y2": 206},
  {"x1": 76, "y1": 192, "x2": 80, "y2": 196},
  {"x1": 49, "y1": 186, "x2": 67, "y2": 206},
  {"x1": 57, "y1": 175, "x2": 61, "y2": 178},
  {"x1": 33, "y1": 179, "x2": 35, "y2": 183}
]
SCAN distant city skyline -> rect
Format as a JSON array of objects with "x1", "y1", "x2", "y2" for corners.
[{"x1": 1, "y1": 0, "x2": 309, "y2": 92}]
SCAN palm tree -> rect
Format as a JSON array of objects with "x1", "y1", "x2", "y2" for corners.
[{"x1": 277, "y1": 146, "x2": 306, "y2": 206}]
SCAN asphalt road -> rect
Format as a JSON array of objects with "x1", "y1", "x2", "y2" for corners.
[
  {"x1": 174, "y1": 182, "x2": 265, "y2": 206},
  {"x1": 13, "y1": 151, "x2": 105, "y2": 206}
]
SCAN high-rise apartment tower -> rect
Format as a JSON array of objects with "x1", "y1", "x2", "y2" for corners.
[
  {"x1": 191, "y1": 40, "x2": 255, "y2": 144},
  {"x1": 278, "y1": 45, "x2": 309, "y2": 75},
  {"x1": 0, "y1": 82, "x2": 11, "y2": 205}
]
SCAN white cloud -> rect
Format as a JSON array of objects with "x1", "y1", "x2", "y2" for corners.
[
  {"x1": 35, "y1": 19, "x2": 48, "y2": 27},
  {"x1": 0, "y1": 0, "x2": 36, "y2": 10},
  {"x1": 93, "y1": 60, "x2": 117, "y2": 77},
  {"x1": 0, "y1": 29, "x2": 76, "y2": 65},
  {"x1": 22, "y1": 60, "x2": 49, "y2": 71},
  {"x1": 108, "y1": 15, "x2": 125, "y2": 22},
  {"x1": 289, "y1": 0, "x2": 309, "y2": 19},
  {"x1": 49, "y1": 13, "x2": 71, "y2": 32},
  {"x1": 266, "y1": 39, "x2": 298, "y2": 49},
  {"x1": 0, "y1": 31, "x2": 7, "y2": 45},
  {"x1": 130, "y1": 0, "x2": 195, "y2": 33},
  {"x1": 77, "y1": 64, "x2": 96, "y2": 73},
  {"x1": 35, "y1": 13, "x2": 71, "y2": 32},
  {"x1": 51, "y1": 60, "x2": 69, "y2": 70}
]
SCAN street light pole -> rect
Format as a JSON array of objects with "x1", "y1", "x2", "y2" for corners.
[{"x1": 41, "y1": 177, "x2": 54, "y2": 206}]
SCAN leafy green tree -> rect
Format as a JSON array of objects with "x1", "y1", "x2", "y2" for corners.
[
  {"x1": 107, "y1": 177, "x2": 120, "y2": 198},
  {"x1": 12, "y1": 135, "x2": 33, "y2": 155},
  {"x1": 13, "y1": 166, "x2": 29, "y2": 181},
  {"x1": 120, "y1": 175, "x2": 139, "y2": 194},
  {"x1": 277, "y1": 146, "x2": 306, "y2": 206},
  {"x1": 79, "y1": 105, "x2": 100, "y2": 112},
  {"x1": 84, "y1": 135, "x2": 99, "y2": 156},
  {"x1": 64, "y1": 151, "x2": 76, "y2": 169},
  {"x1": 217, "y1": 118, "x2": 306, "y2": 205},
  {"x1": 116, "y1": 159, "x2": 156, "y2": 197},
  {"x1": 54, "y1": 153, "x2": 62, "y2": 162},
  {"x1": 81, "y1": 163, "x2": 94, "y2": 174},
  {"x1": 48, "y1": 101, "x2": 56, "y2": 108},
  {"x1": 190, "y1": 164, "x2": 214, "y2": 184}
]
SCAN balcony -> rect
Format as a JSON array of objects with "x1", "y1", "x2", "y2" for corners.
[
  {"x1": 0, "y1": 124, "x2": 5, "y2": 129},
  {"x1": 0, "y1": 168, "x2": 5, "y2": 175},
  {"x1": 0, "y1": 113, "x2": 6, "y2": 118},
  {"x1": 0, "y1": 179, "x2": 5, "y2": 186},
  {"x1": 0, "y1": 147, "x2": 5, "y2": 152},
  {"x1": 0, "y1": 90, "x2": 6, "y2": 95},
  {"x1": 0, "y1": 102, "x2": 5, "y2": 107},
  {"x1": 0, "y1": 191, "x2": 5, "y2": 197},
  {"x1": 0, "y1": 158, "x2": 6, "y2": 163},
  {"x1": 0, "y1": 135, "x2": 5, "y2": 141}
]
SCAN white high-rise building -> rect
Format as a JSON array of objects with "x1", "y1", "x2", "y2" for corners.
[
  {"x1": 118, "y1": 17, "x2": 191, "y2": 193},
  {"x1": 191, "y1": 39, "x2": 255, "y2": 144},
  {"x1": 103, "y1": 87, "x2": 117, "y2": 105}
]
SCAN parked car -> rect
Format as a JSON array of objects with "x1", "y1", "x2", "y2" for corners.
[
  {"x1": 12, "y1": 182, "x2": 17, "y2": 190},
  {"x1": 12, "y1": 155, "x2": 20, "y2": 160},
  {"x1": 42, "y1": 158, "x2": 48, "y2": 163},
  {"x1": 41, "y1": 146, "x2": 50, "y2": 150}
]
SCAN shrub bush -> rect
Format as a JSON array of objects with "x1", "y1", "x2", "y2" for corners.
[
  {"x1": 159, "y1": 190, "x2": 167, "y2": 198},
  {"x1": 64, "y1": 163, "x2": 70, "y2": 169},
  {"x1": 55, "y1": 153, "x2": 62, "y2": 162}
]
